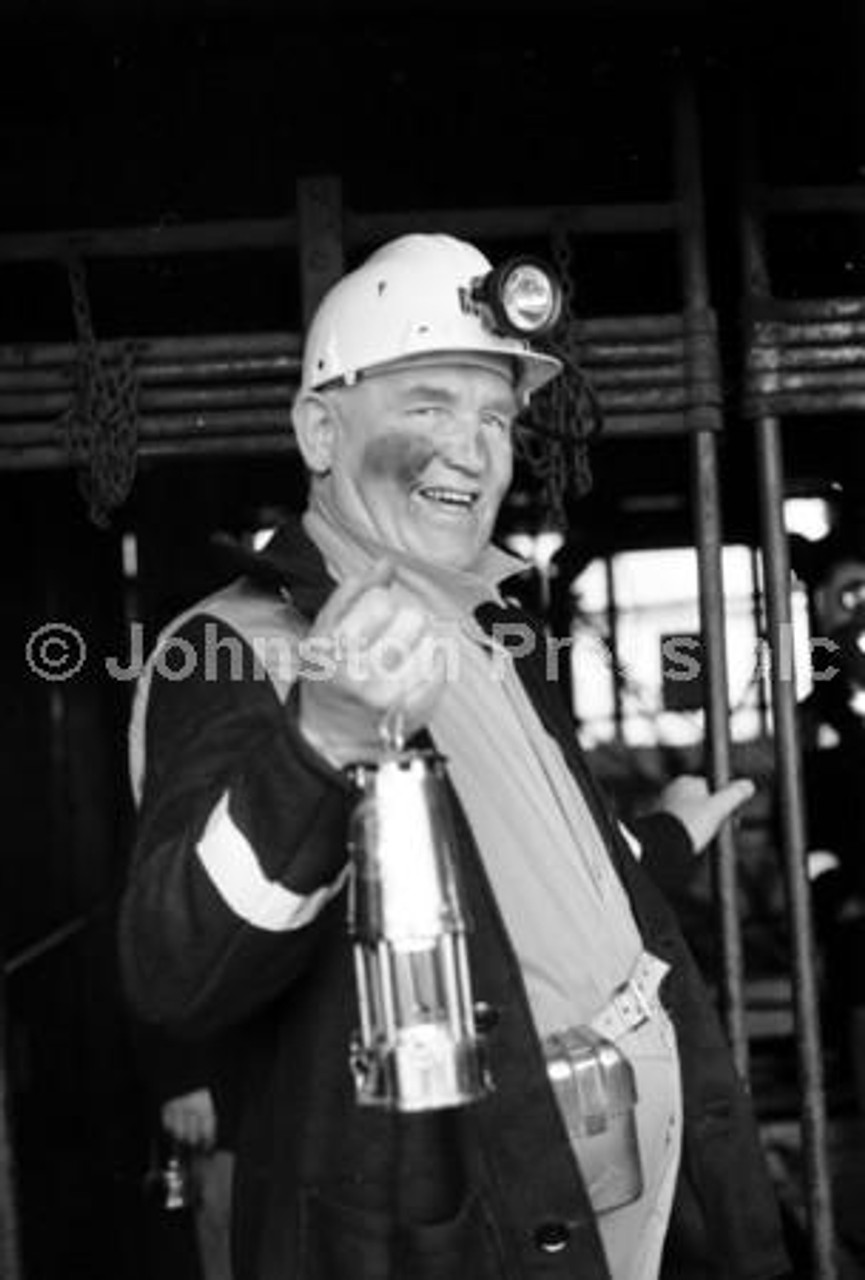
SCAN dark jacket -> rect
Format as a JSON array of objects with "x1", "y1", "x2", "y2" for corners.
[
  {"x1": 129, "y1": 1019, "x2": 242, "y2": 1151},
  {"x1": 119, "y1": 521, "x2": 788, "y2": 1280}
]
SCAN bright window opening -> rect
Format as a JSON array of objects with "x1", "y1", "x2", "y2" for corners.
[{"x1": 570, "y1": 546, "x2": 811, "y2": 748}]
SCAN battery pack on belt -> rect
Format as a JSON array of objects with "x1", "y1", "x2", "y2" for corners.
[{"x1": 543, "y1": 952, "x2": 669, "y2": 1214}]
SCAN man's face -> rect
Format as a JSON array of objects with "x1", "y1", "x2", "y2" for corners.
[{"x1": 323, "y1": 361, "x2": 518, "y2": 571}]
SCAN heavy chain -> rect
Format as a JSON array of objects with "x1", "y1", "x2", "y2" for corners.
[
  {"x1": 59, "y1": 256, "x2": 140, "y2": 528},
  {"x1": 515, "y1": 227, "x2": 603, "y2": 529}
]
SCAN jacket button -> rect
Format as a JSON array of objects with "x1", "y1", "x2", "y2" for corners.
[
  {"x1": 534, "y1": 1221, "x2": 571, "y2": 1253},
  {"x1": 473, "y1": 1001, "x2": 500, "y2": 1034}
]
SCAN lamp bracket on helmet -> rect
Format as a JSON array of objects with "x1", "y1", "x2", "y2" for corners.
[{"x1": 465, "y1": 256, "x2": 563, "y2": 340}]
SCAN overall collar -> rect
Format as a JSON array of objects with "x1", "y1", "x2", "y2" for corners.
[
  {"x1": 210, "y1": 516, "x2": 336, "y2": 618},
  {"x1": 212, "y1": 510, "x2": 530, "y2": 624}
]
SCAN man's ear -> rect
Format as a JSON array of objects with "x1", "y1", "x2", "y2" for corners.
[{"x1": 291, "y1": 392, "x2": 337, "y2": 474}]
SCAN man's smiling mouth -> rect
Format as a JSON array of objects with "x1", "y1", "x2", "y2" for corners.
[{"x1": 414, "y1": 485, "x2": 480, "y2": 511}]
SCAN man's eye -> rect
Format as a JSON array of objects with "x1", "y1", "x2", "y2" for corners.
[{"x1": 483, "y1": 413, "x2": 512, "y2": 434}]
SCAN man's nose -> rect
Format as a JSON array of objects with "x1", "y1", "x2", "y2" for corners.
[{"x1": 439, "y1": 415, "x2": 485, "y2": 471}]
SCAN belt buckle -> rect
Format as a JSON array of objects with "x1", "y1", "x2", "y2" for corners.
[{"x1": 611, "y1": 976, "x2": 652, "y2": 1033}]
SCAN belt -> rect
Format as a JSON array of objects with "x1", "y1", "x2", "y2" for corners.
[{"x1": 590, "y1": 952, "x2": 670, "y2": 1043}]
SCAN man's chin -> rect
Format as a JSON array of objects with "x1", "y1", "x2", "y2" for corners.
[
  {"x1": 394, "y1": 514, "x2": 482, "y2": 565},
  {"x1": 411, "y1": 535, "x2": 484, "y2": 572}
]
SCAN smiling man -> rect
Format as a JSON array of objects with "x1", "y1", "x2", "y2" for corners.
[
  {"x1": 301, "y1": 362, "x2": 516, "y2": 566},
  {"x1": 120, "y1": 235, "x2": 787, "y2": 1280}
]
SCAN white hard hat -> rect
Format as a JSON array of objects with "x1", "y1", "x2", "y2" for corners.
[{"x1": 300, "y1": 234, "x2": 562, "y2": 403}]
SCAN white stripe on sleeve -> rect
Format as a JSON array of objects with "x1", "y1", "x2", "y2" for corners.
[
  {"x1": 618, "y1": 821, "x2": 643, "y2": 860},
  {"x1": 196, "y1": 792, "x2": 347, "y2": 931}
]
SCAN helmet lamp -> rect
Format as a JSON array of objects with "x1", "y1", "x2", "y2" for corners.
[{"x1": 471, "y1": 257, "x2": 562, "y2": 339}]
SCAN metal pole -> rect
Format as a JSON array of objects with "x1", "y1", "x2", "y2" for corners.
[
  {"x1": 0, "y1": 201, "x2": 678, "y2": 266},
  {"x1": 754, "y1": 412, "x2": 837, "y2": 1278},
  {"x1": 675, "y1": 71, "x2": 749, "y2": 1076},
  {"x1": 693, "y1": 434, "x2": 751, "y2": 1074},
  {"x1": 740, "y1": 104, "x2": 838, "y2": 1276},
  {"x1": 751, "y1": 547, "x2": 771, "y2": 739},
  {"x1": 603, "y1": 555, "x2": 625, "y2": 743}
]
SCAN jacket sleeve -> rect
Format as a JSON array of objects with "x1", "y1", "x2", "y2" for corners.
[
  {"x1": 119, "y1": 613, "x2": 354, "y2": 1039},
  {"x1": 628, "y1": 811, "x2": 699, "y2": 897},
  {"x1": 129, "y1": 1016, "x2": 219, "y2": 1107}
]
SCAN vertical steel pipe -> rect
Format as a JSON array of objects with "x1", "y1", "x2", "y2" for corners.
[
  {"x1": 692, "y1": 432, "x2": 751, "y2": 1077},
  {"x1": 754, "y1": 412, "x2": 837, "y2": 1278},
  {"x1": 603, "y1": 555, "x2": 626, "y2": 743},
  {"x1": 675, "y1": 73, "x2": 749, "y2": 1076},
  {"x1": 741, "y1": 134, "x2": 838, "y2": 1277}
]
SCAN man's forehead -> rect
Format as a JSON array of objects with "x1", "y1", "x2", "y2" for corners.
[{"x1": 365, "y1": 354, "x2": 519, "y2": 398}]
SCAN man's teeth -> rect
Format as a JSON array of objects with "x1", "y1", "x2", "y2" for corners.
[{"x1": 418, "y1": 487, "x2": 477, "y2": 508}]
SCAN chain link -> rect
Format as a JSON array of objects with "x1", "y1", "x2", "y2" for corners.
[
  {"x1": 59, "y1": 256, "x2": 140, "y2": 528},
  {"x1": 515, "y1": 227, "x2": 603, "y2": 529}
]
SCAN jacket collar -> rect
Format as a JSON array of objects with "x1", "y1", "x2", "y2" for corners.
[
  {"x1": 213, "y1": 515, "x2": 531, "y2": 624},
  {"x1": 210, "y1": 516, "x2": 336, "y2": 619}
]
